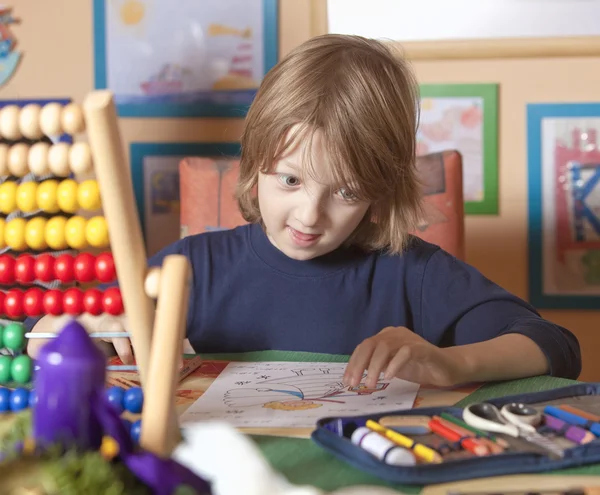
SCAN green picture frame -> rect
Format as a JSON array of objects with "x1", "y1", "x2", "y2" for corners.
[{"x1": 418, "y1": 83, "x2": 499, "y2": 215}]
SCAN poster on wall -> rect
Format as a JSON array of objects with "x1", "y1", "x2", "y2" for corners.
[
  {"x1": 528, "y1": 102, "x2": 600, "y2": 309},
  {"x1": 93, "y1": 0, "x2": 278, "y2": 117},
  {"x1": 0, "y1": 6, "x2": 22, "y2": 87},
  {"x1": 130, "y1": 142, "x2": 240, "y2": 257},
  {"x1": 418, "y1": 84, "x2": 498, "y2": 215}
]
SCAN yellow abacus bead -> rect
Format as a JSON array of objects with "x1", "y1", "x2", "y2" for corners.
[
  {"x1": 8, "y1": 143, "x2": 29, "y2": 177},
  {"x1": 69, "y1": 142, "x2": 93, "y2": 175},
  {"x1": 5, "y1": 218, "x2": 27, "y2": 251},
  {"x1": 0, "y1": 105, "x2": 22, "y2": 140},
  {"x1": 65, "y1": 215, "x2": 88, "y2": 249},
  {"x1": 19, "y1": 104, "x2": 43, "y2": 140},
  {"x1": 0, "y1": 181, "x2": 17, "y2": 214},
  {"x1": 48, "y1": 143, "x2": 71, "y2": 177},
  {"x1": 86, "y1": 216, "x2": 109, "y2": 247},
  {"x1": 36, "y1": 180, "x2": 60, "y2": 213},
  {"x1": 0, "y1": 144, "x2": 8, "y2": 176},
  {"x1": 25, "y1": 217, "x2": 48, "y2": 251},
  {"x1": 40, "y1": 103, "x2": 63, "y2": 137},
  {"x1": 0, "y1": 218, "x2": 5, "y2": 249},
  {"x1": 16, "y1": 181, "x2": 38, "y2": 213},
  {"x1": 77, "y1": 180, "x2": 101, "y2": 210},
  {"x1": 57, "y1": 179, "x2": 79, "y2": 213},
  {"x1": 61, "y1": 103, "x2": 85, "y2": 135},
  {"x1": 28, "y1": 142, "x2": 51, "y2": 176},
  {"x1": 45, "y1": 216, "x2": 68, "y2": 250}
]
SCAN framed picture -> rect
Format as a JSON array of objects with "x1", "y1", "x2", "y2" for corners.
[
  {"x1": 418, "y1": 84, "x2": 498, "y2": 215},
  {"x1": 93, "y1": 0, "x2": 278, "y2": 117},
  {"x1": 0, "y1": 98, "x2": 73, "y2": 144},
  {"x1": 327, "y1": 0, "x2": 600, "y2": 60},
  {"x1": 130, "y1": 142, "x2": 240, "y2": 256},
  {"x1": 527, "y1": 102, "x2": 600, "y2": 309}
]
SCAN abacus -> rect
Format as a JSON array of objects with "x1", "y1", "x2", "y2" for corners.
[{"x1": 0, "y1": 91, "x2": 190, "y2": 457}]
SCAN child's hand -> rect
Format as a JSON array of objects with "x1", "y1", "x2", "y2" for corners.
[
  {"x1": 343, "y1": 326, "x2": 464, "y2": 388},
  {"x1": 27, "y1": 313, "x2": 134, "y2": 364}
]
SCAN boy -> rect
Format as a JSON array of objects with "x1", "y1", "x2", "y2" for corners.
[{"x1": 28, "y1": 34, "x2": 581, "y2": 388}]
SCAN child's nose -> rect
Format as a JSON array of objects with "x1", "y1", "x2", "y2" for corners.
[{"x1": 295, "y1": 197, "x2": 322, "y2": 227}]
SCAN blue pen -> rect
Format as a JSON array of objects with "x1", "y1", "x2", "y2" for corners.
[{"x1": 544, "y1": 405, "x2": 600, "y2": 436}]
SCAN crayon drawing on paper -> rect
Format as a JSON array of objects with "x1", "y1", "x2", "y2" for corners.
[{"x1": 179, "y1": 361, "x2": 420, "y2": 428}]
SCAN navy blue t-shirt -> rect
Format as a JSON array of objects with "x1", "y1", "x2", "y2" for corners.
[{"x1": 148, "y1": 223, "x2": 581, "y2": 379}]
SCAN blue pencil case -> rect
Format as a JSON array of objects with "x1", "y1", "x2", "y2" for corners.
[{"x1": 311, "y1": 382, "x2": 600, "y2": 485}]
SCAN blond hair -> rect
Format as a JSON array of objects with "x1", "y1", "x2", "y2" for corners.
[{"x1": 237, "y1": 34, "x2": 423, "y2": 254}]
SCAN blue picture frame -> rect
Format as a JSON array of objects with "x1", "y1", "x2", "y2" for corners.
[
  {"x1": 130, "y1": 142, "x2": 241, "y2": 248},
  {"x1": 0, "y1": 98, "x2": 73, "y2": 143},
  {"x1": 93, "y1": 0, "x2": 278, "y2": 118},
  {"x1": 527, "y1": 102, "x2": 600, "y2": 309}
]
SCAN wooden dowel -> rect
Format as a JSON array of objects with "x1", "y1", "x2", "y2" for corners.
[
  {"x1": 82, "y1": 90, "x2": 154, "y2": 389},
  {"x1": 140, "y1": 254, "x2": 192, "y2": 457}
]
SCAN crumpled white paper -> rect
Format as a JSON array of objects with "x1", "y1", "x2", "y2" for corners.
[{"x1": 172, "y1": 421, "x2": 403, "y2": 495}]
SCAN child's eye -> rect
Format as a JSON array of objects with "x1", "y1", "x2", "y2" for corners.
[
  {"x1": 278, "y1": 174, "x2": 301, "y2": 187},
  {"x1": 337, "y1": 187, "x2": 357, "y2": 201}
]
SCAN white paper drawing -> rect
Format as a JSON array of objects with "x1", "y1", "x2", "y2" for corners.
[{"x1": 179, "y1": 361, "x2": 420, "y2": 428}]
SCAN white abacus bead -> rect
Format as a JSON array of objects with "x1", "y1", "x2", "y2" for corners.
[
  {"x1": 19, "y1": 104, "x2": 43, "y2": 140},
  {"x1": 47, "y1": 143, "x2": 71, "y2": 177},
  {"x1": 8, "y1": 143, "x2": 30, "y2": 177},
  {"x1": 28, "y1": 142, "x2": 51, "y2": 176},
  {"x1": 61, "y1": 103, "x2": 85, "y2": 135},
  {"x1": 0, "y1": 144, "x2": 9, "y2": 176},
  {"x1": 39, "y1": 103, "x2": 63, "y2": 137},
  {"x1": 144, "y1": 267, "x2": 162, "y2": 299},
  {"x1": 0, "y1": 105, "x2": 22, "y2": 140},
  {"x1": 69, "y1": 142, "x2": 92, "y2": 175}
]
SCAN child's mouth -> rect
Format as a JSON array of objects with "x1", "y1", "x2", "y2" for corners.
[{"x1": 287, "y1": 226, "x2": 321, "y2": 246}]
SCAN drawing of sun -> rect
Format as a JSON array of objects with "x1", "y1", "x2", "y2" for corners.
[{"x1": 120, "y1": 0, "x2": 145, "y2": 25}]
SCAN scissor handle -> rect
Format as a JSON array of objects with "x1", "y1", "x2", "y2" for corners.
[
  {"x1": 500, "y1": 403, "x2": 541, "y2": 431},
  {"x1": 463, "y1": 403, "x2": 520, "y2": 437}
]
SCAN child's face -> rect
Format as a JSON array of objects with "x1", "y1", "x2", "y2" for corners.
[{"x1": 257, "y1": 127, "x2": 370, "y2": 261}]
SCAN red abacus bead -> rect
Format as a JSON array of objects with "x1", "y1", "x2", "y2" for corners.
[
  {"x1": 34, "y1": 253, "x2": 55, "y2": 282},
  {"x1": 95, "y1": 253, "x2": 116, "y2": 283},
  {"x1": 4, "y1": 289, "x2": 23, "y2": 318},
  {"x1": 102, "y1": 287, "x2": 123, "y2": 315},
  {"x1": 54, "y1": 254, "x2": 75, "y2": 283},
  {"x1": 0, "y1": 292, "x2": 5, "y2": 315},
  {"x1": 43, "y1": 289, "x2": 63, "y2": 316},
  {"x1": 0, "y1": 255, "x2": 15, "y2": 285},
  {"x1": 74, "y1": 253, "x2": 96, "y2": 283},
  {"x1": 83, "y1": 288, "x2": 103, "y2": 315},
  {"x1": 15, "y1": 254, "x2": 36, "y2": 284},
  {"x1": 23, "y1": 288, "x2": 44, "y2": 316},
  {"x1": 63, "y1": 287, "x2": 84, "y2": 315}
]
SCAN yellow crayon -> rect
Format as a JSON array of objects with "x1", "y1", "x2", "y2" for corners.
[{"x1": 366, "y1": 419, "x2": 443, "y2": 464}]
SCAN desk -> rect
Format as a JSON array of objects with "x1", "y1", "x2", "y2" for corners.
[{"x1": 112, "y1": 350, "x2": 595, "y2": 494}]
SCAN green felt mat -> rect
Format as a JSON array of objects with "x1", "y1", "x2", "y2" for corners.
[{"x1": 197, "y1": 352, "x2": 599, "y2": 494}]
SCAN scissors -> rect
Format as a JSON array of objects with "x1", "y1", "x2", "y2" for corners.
[{"x1": 463, "y1": 402, "x2": 565, "y2": 459}]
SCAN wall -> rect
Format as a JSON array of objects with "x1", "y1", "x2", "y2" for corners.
[
  {"x1": 410, "y1": 58, "x2": 600, "y2": 381},
  {"x1": 6, "y1": 1, "x2": 599, "y2": 380}
]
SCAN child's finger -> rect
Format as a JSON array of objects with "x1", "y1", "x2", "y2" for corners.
[
  {"x1": 344, "y1": 340, "x2": 376, "y2": 386},
  {"x1": 113, "y1": 337, "x2": 134, "y2": 365},
  {"x1": 365, "y1": 342, "x2": 392, "y2": 387},
  {"x1": 384, "y1": 346, "x2": 412, "y2": 380}
]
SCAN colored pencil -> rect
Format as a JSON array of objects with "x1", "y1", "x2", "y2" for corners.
[
  {"x1": 559, "y1": 405, "x2": 600, "y2": 422},
  {"x1": 440, "y1": 412, "x2": 510, "y2": 448},
  {"x1": 433, "y1": 415, "x2": 502, "y2": 454},
  {"x1": 544, "y1": 414, "x2": 596, "y2": 444},
  {"x1": 428, "y1": 418, "x2": 488, "y2": 456},
  {"x1": 365, "y1": 419, "x2": 443, "y2": 463}
]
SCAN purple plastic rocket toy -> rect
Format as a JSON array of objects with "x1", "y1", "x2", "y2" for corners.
[{"x1": 32, "y1": 319, "x2": 106, "y2": 450}]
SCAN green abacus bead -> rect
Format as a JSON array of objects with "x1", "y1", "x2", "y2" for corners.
[
  {"x1": 2, "y1": 322, "x2": 26, "y2": 352},
  {"x1": 0, "y1": 325, "x2": 4, "y2": 349},
  {"x1": 0, "y1": 355, "x2": 12, "y2": 383},
  {"x1": 10, "y1": 355, "x2": 32, "y2": 384}
]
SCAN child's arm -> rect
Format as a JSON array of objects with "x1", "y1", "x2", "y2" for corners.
[{"x1": 344, "y1": 246, "x2": 581, "y2": 387}]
